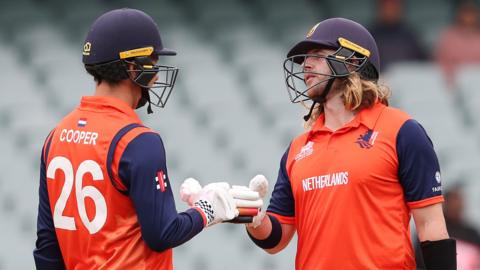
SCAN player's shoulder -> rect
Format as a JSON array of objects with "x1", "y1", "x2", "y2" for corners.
[
  {"x1": 290, "y1": 129, "x2": 310, "y2": 144},
  {"x1": 376, "y1": 105, "x2": 412, "y2": 133},
  {"x1": 381, "y1": 105, "x2": 411, "y2": 122},
  {"x1": 287, "y1": 130, "x2": 311, "y2": 156}
]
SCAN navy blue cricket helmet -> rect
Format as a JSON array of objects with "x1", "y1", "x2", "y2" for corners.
[
  {"x1": 83, "y1": 8, "x2": 179, "y2": 112},
  {"x1": 284, "y1": 18, "x2": 380, "y2": 105}
]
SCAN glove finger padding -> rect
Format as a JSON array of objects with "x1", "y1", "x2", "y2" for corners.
[
  {"x1": 229, "y1": 186, "x2": 260, "y2": 200},
  {"x1": 204, "y1": 182, "x2": 231, "y2": 192},
  {"x1": 249, "y1": 174, "x2": 268, "y2": 198},
  {"x1": 194, "y1": 183, "x2": 238, "y2": 227},
  {"x1": 180, "y1": 178, "x2": 202, "y2": 206},
  {"x1": 234, "y1": 198, "x2": 263, "y2": 208},
  {"x1": 248, "y1": 208, "x2": 266, "y2": 228},
  {"x1": 247, "y1": 175, "x2": 269, "y2": 228},
  {"x1": 213, "y1": 187, "x2": 238, "y2": 221}
]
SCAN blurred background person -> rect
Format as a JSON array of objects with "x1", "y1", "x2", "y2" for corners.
[
  {"x1": 444, "y1": 184, "x2": 480, "y2": 270},
  {"x1": 416, "y1": 184, "x2": 480, "y2": 270},
  {"x1": 369, "y1": 0, "x2": 428, "y2": 71},
  {"x1": 435, "y1": 0, "x2": 480, "y2": 87},
  {"x1": 1, "y1": 0, "x2": 480, "y2": 269}
]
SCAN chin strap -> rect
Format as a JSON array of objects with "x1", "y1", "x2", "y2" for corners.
[
  {"x1": 146, "y1": 102, "x2": 153, "y2": 114},
  {"x1": 144, "y1": 88, "x2": 153, "y2": 114},
  {"x1": 136, "y1": 88, "x2": 154, "y2": 114},
  {"x1": 303, "y1": 78, "x2": 335, "y2": 122},
  {"x1": 303, "y1": 101, "x2": 317, "y2": 122}
]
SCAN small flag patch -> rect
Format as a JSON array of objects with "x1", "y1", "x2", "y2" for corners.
[{"x1": 77, "y1": 118, "x2": 87, "y2": 127}]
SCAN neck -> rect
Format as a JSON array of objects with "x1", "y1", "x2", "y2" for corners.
[
  {"x1": 323, "y1": 90, "x2": 355, "y2": 131},
  {"x1": 94, "y1": 81, "x2": 140, "y2": 109}
]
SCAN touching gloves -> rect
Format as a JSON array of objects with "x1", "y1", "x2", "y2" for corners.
[
  {"x1": 179, "y1": 175, "x2": 269, "y2": 228},
  {"x1": 180, "y1": 178, "x2": 237, "y2": 226}
]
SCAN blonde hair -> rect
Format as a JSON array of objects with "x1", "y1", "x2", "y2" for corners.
[{"x1": 305, "y1": 72, "x2": 391, "y2": 128}]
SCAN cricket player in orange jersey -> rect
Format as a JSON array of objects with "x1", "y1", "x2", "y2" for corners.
[
  {"x1": 245, "y1": 18, "x2": 457, "y2": 270},
  {"x1": 32, "y1": 8, "x2": 247, "y2": 269}
]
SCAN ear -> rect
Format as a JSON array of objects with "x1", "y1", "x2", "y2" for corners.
[{"x1": 126, "y1": 62, "x2": 138, "y2": 79}]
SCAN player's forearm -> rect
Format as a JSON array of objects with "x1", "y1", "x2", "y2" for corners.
[
  {"x1": 412, "y1": 203, "x2": 449, "y2": 242},
  {"x1": 140, "y1": 208, "x2": 205, "y2": 252},
  {"x1": 34, "y1": 230, "x2": 66, "y2": 270},
  {"x1": 34, "y1": 248, "x2": 66, "y2": 270},
  {"x1": 34, "y1": 160, "x2": 66, "y2": 270},
  {"x1": 412, "y1": 203, "x2": 456, "y2": 270}
]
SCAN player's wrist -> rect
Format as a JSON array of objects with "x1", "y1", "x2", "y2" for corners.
[
  {"x1": 193, "y1": 200, "x2": 215, "y2": 226},
  {"x1": 247, "y1": 214, "x2": 282, "y2": 250}
]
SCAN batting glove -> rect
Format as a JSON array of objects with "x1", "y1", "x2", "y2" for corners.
[
  {"x1": 179, "y1": 178, "x2": 202, "y2": 206},
  {"x1": 180, "y1": 179, "x2": 238, "y2": 227},
  {"x1": 247, "y1": 175, "x2": 269, "y2": 228}
]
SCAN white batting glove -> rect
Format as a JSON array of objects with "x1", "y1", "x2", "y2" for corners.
[
  {"x1": 247, "y1": 175, "x2": 269, "y2": 228},
  {"x1": 180, "y1": 179, "x2": 238, "y2": 227},
  {"x1": 229, "y1": 185, "x2": 263, "y2": 208},
  {"x1": 180, "y1": 178, "x2": 202, "y2": 206}
]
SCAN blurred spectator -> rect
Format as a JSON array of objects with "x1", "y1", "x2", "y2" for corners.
[
  {"x1": 444, "y1": 185, "x2": 480, "y2": 270},
  {"x1": 415, "y1": 184, "x2": 480, "y2": 269},
  {"x1": 436, "y1": 1, "x2": 480, "y2": 87},
  {"x1": 369, "y1": 0, "x2": 427, "y2": 71}
]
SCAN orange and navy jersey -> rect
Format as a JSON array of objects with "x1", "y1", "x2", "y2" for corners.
[
  {"x1": 267, "y1": 102, "x2": 444, "y2": 270},
  {"x1": 34, "y1": 96, "x2": 205, "y2": 270}
]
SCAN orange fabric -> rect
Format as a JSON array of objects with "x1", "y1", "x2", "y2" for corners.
[
  {"x1": 266, "y1": 212, "x2": 295, "y2": 225},
  {"x1": 282, "y1": 103, "x2": 441, "y2": 270},
  {"x1": 111, "y1": 126, "x2": 152, "y2": 192},
  {"x1": 45, "y1": 96, "x2": 172, "y2": 270},
  {"x1": 408, "y1": 195, "x2": 444, "y2": 209}
]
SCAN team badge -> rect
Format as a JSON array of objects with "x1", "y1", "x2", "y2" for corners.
[
  {"x1": 82, "y1": 42, "x2": 91, "y2": 56},
  {"x1": 295, "y1": 141, "x2": 314, "y2": 161},
  {"x1": 155, "y1": 170, "x2": 167, "y2": 192},
  {"x1": 355, "y1": 130, "x2": 379, "y2": 149}
]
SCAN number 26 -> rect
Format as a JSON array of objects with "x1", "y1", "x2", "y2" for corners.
[{"x1": 47, "y1": 156, "x2": 107, "y2": 234}]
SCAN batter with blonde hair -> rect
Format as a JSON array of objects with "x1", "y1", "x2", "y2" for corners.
[{"x1": 245, "y1": 18, "x2": 457, "y2": 270}]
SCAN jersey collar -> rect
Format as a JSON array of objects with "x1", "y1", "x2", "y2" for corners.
[
  {"x1": 79, "y1": 96, "x2": 141, "y2": 122},
  {"x1": 311, "y1": 101, "x2": 386, "y2": 133}
]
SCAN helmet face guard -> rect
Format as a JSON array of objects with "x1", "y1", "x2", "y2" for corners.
[
  {"x1": 283, "y1": 45, "x2": 370, "y2": 104},
  {"x1": 125, "y1": 57, "x2": 179, "y2": 108}
]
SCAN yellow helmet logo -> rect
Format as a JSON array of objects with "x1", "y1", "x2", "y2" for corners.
[
  {"x1": 83, "y1": 42, "x2": 92, "y2": 56},
  {"x1": 119, "y1": 47, "x2": 154, "y2": 59},
  {"x1": 338, "y1": 38, "x2": 371, "y2": 57},
  {"x1": 306, "y1": 23, "x2": 320, "y2": 38}
]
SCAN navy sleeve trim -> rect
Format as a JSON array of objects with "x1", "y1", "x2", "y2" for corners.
[
  {"x1": 43, "y1": 129, "x2": 55, "y2": 162},
  {"x1": 267, "y1": 145, "x2": 295, "y2": 217},
  {"x1": 106, "y1": 123, "x2": 144, "y2": 196},
  {"x1": 397, "y1": 119, "x2": 443, "y2": 202},
  {"x1": 34, "y1": 130, "x2": 66, "y2": 269}
]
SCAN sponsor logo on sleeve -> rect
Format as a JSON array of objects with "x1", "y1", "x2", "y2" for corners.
[
  {"x1": 432, "y1": 171, "x2": 442, "y2": 193},
  {"x1": 156, "y1": 171, "x2": 167, "y2": 192}
]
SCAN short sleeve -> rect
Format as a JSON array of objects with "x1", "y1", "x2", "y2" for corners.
[
  {"x1": 267, "y1": 146, "x2": 295, "y2": 224},
  {"x1": 396, "y1": 119, "x2": 444, "y2": 209}
]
